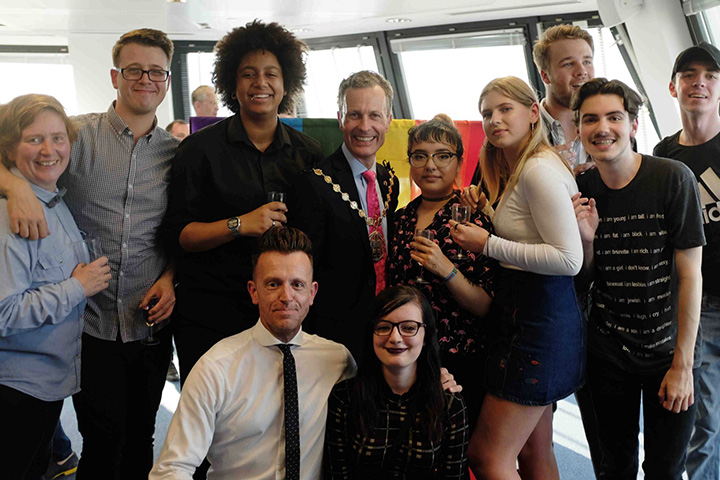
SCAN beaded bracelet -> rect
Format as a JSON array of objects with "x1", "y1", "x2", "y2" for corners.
[{"x1": 443, "y1": 267, "x2": 459, "y2": 282}]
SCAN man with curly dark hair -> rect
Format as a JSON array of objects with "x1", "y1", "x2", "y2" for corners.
[{"x1": 163, "y1": 20, "x2": 324, "y2": 397}]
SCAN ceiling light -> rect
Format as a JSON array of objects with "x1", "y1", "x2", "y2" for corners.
[{"x1": 386, "y1": 18, "x2": 412, "y2": 23}]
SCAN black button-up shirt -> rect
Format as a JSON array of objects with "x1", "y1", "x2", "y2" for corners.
[{"x1": 163, "y1": 114, "x2": 324, "y2": 334}]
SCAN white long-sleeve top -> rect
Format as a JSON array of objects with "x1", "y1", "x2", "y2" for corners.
[
  {"x1": 149, "y1": 320, "x2": 356, "y2": 480},
  {"x1": 484, "y1": 150, "x2": 583, "y2": 276}
]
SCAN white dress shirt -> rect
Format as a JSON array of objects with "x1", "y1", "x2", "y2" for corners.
[{"x1": 150, "y1": 320, "x2": 356, "y2": 480}]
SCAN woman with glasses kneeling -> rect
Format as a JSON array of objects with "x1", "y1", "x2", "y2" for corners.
[
  {"x1": 324, "y1": 285, "x2": 469, "y2": 479},
  {"x1": 0, "y1": 94, "x2": 111, "y2": 478},
  {"x1": 389, "y1": 114, "x2": 495, "y2": 432}
]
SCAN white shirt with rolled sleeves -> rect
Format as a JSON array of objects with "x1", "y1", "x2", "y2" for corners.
[{"x1": 150, "y1": 319, "x2": 356, "y2": 480}]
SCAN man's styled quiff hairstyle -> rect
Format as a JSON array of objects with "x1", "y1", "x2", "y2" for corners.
[
  {"x1": 533, "y1": 24, "x2": 594, "y2": 73},
  {"x1": 251, "y1": 226, "x2": 314, "y2": 277},
  {"x1": 213, "y1": 20, "x2": 308, "y2": 115},
  {"x1": 571, "y1": 78, "x2": 644, "y2": 123},
  {"x1": 337, "y1": 70, "x2": 393, "y2": 120},
  {"x1": 112, "y1": 28, "x2": 174, "y2": 67}
]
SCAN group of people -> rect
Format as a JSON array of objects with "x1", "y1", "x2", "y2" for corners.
[{"x1": 0, "y1": 17, "x2": 717, "y2": 480}]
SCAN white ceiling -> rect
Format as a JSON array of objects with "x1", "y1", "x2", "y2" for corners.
[{"x1": 0, "y1": 0, "x2": 598, "y2": 44}]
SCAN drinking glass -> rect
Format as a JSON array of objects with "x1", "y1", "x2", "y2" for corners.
[
  {"x1": 85, "y1": 237, "x2": 102, "y2": 261},
  {"x1": 72, "y1": 236, "x2": 102, "y2": 264},
  {"x1": 413, "y1": 229, "x2": 435, "y2": 284},
  {"x1": 267, "y1": 191, "x2": 287, "y2": 204},
  {"x1": 140, "y1": 298, "x2": 160, "y2": 346},
  {"x1": 450, "y1": 204, "x2": 470, "y2": 261}
]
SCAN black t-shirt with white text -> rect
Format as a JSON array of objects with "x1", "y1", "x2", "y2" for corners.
[{"x1": 576, "y1": 155, "x2": 705, "y2": 373}]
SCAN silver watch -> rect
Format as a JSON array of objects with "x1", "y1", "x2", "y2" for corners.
[{"x1": 227, "y1": 216, "x2": 242, "y2": 238}]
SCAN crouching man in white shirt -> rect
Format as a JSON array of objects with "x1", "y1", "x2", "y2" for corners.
[{"x1": 150, "y1": 226, "x2": 355, "y2": 480}]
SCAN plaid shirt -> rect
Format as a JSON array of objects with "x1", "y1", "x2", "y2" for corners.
[{"x1": 60, "y1": 103, "x2": 178, "y2": 342}]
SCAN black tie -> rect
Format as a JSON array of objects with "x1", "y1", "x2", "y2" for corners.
[{"x1": 278, "y1": 344, "x2": 300, "y2": 480}]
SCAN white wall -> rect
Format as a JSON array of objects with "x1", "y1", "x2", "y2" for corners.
[
  {"x1": 618, "y1": 0, "x2": 693, "y2": 137},
  {"x1": 67, "y1": 33, "x2": 175, "y2": 129}
]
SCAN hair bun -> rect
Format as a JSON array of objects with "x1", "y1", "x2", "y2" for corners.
[{"x1": 432, "y1": 113, "x2": 454, "y2": 126}]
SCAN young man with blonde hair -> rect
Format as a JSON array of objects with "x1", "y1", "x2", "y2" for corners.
[{"x1": 0, "y1": 28, "x2": 179, "y2": 479}]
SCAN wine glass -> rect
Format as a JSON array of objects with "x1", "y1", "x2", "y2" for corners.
[
  {"x1": 450, "y1": 204, "x2": 470, "y2": 261},
  {"x1": 413, "y1": 229, "x2": 435, "y2": 285},
  {"x1": 140, "y1": 298, "x2": 160, "y2": 346}
]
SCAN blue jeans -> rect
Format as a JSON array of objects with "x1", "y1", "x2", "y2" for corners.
[{"x1": 687, "y1": 293, "x2": 720, "y2": 480}]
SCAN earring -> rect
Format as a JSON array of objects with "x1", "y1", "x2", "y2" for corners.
[{"x1": 531, "y1": 122, "x2": 535, "y2": 132}]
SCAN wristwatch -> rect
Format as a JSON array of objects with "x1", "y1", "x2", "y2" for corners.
[{"x1": 227, "y1": 216, "x2": 242, "y2": 238}]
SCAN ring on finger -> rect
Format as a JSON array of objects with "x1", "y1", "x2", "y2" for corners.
[
  {"x1": 272, "y1": 221, "x2": 276, "y2": 227},
  {"x1": 453, "y1": 224, "x2": 459, "y2": 231}
]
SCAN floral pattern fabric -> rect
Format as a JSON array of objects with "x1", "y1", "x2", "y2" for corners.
[{"x1": 388, "y1": 191, "x2": 496, "y2": 357}]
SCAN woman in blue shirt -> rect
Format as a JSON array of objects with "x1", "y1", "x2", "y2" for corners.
[{"x1": 0, "y1": 94, "x2": 111, "y2": 479}]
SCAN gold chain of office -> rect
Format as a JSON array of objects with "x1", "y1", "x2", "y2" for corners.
[{"x1": 312, "y1": 168, "x2": 396, "y2": 228}]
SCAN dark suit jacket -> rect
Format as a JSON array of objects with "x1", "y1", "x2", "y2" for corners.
[{"x1": 290, "y1": 146, "x2": 399, "y2": 359}]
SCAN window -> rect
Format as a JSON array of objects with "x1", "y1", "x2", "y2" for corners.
[
  {"x1": 303, "y1": 45, "x2": 379, "y2": 118},
  {"x1": 390, "y1": 28, "x2": 531, "y2": 120},
  {"x1": 0, "y1": 50, "x2": 78, "y2": 115},
  {"x1": 697, "y1": 4, "x2": 720, "y2": 45},
  {"x1": 185, "y1": 51, "x2": 233, "y2": 118},
  {"x1": 585, "y1": 26, "x2": 660, "y2": 153}
]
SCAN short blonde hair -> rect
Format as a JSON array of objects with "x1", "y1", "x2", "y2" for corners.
[
  {"x1": 0, "y1": 94, "x2": 77, "y2": 167},
  {"x1": 533, "y1": 24, "x2": 594, "y2": 73}
]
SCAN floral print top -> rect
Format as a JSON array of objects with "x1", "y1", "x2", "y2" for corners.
[{"x1": 388, "y1": 191, "x2": 496, "y2": 357}]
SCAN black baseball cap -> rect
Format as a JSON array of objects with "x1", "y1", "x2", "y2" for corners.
[{"x1": 672, "y1": 41, "x2": 720, "y2": 78}]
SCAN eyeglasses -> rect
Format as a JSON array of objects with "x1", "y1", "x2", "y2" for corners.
[
  {"x1": 409, "y1": 151, "x2": 457, "y2": 168},
  {"x1": 113, "y1": 67, "x2": 170, "y2": 82},
  {"x1": 373, "y1": 320, "x2": 425, "y2": 337}
]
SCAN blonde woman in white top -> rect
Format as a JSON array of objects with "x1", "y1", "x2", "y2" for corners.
[{"x1": 450, "y1": 76, "x2": 584, "y2": 480}]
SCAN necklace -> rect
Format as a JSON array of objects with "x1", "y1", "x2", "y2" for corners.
[
  {"x1": 313, "y1": 167, "x2": 396, "y2": 263},
  {"x1": 420, "y1": 192, "x2": 454, "y2": 202},
  {"x1": 312, "y1": 168, "x2": 396, "y2": 228}
]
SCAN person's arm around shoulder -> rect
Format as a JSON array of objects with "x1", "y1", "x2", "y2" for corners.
[
  {"x1": 150, "y1": 356, "x2": 223, "y2": 479},
  {"x1": 658, "y1": 246, "x2": 702, "y2": 413},
  {"x1": 439, "y1": 391, "x2": 469, "y2": 479},
  {"x1": 571, "y1": 192, "x2": 598, "y2": 272},
  {"x1": 0, "y1": 164, "x2": 48, "y2": 239}
]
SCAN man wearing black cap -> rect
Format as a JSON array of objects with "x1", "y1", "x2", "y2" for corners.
[{"x1": 655, "y1": 41, "x2": 720, "y2": 480}]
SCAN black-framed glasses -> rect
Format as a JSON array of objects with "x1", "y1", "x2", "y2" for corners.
[
  {"x1": 409, "y1": 151, "x2": 457, "y2": 168},
  {"x1": 373, "y1": 320, "x2": 426, "y2": 337},
  {"x1": 113, "y1": 67, "x2": 170, "y2": 82}
]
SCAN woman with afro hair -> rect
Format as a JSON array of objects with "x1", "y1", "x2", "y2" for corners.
[{"x1": 163, "y1": 19, "x2": 325, "y2": 389}]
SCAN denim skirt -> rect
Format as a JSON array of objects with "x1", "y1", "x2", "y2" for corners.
[{"x1": 482, "y1": 267, "x2": 586, "y2": 406}]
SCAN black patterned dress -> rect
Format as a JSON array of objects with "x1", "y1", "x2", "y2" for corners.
[{"x1": 388, "y1": 191, "x2": 496, "y2": 422}]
